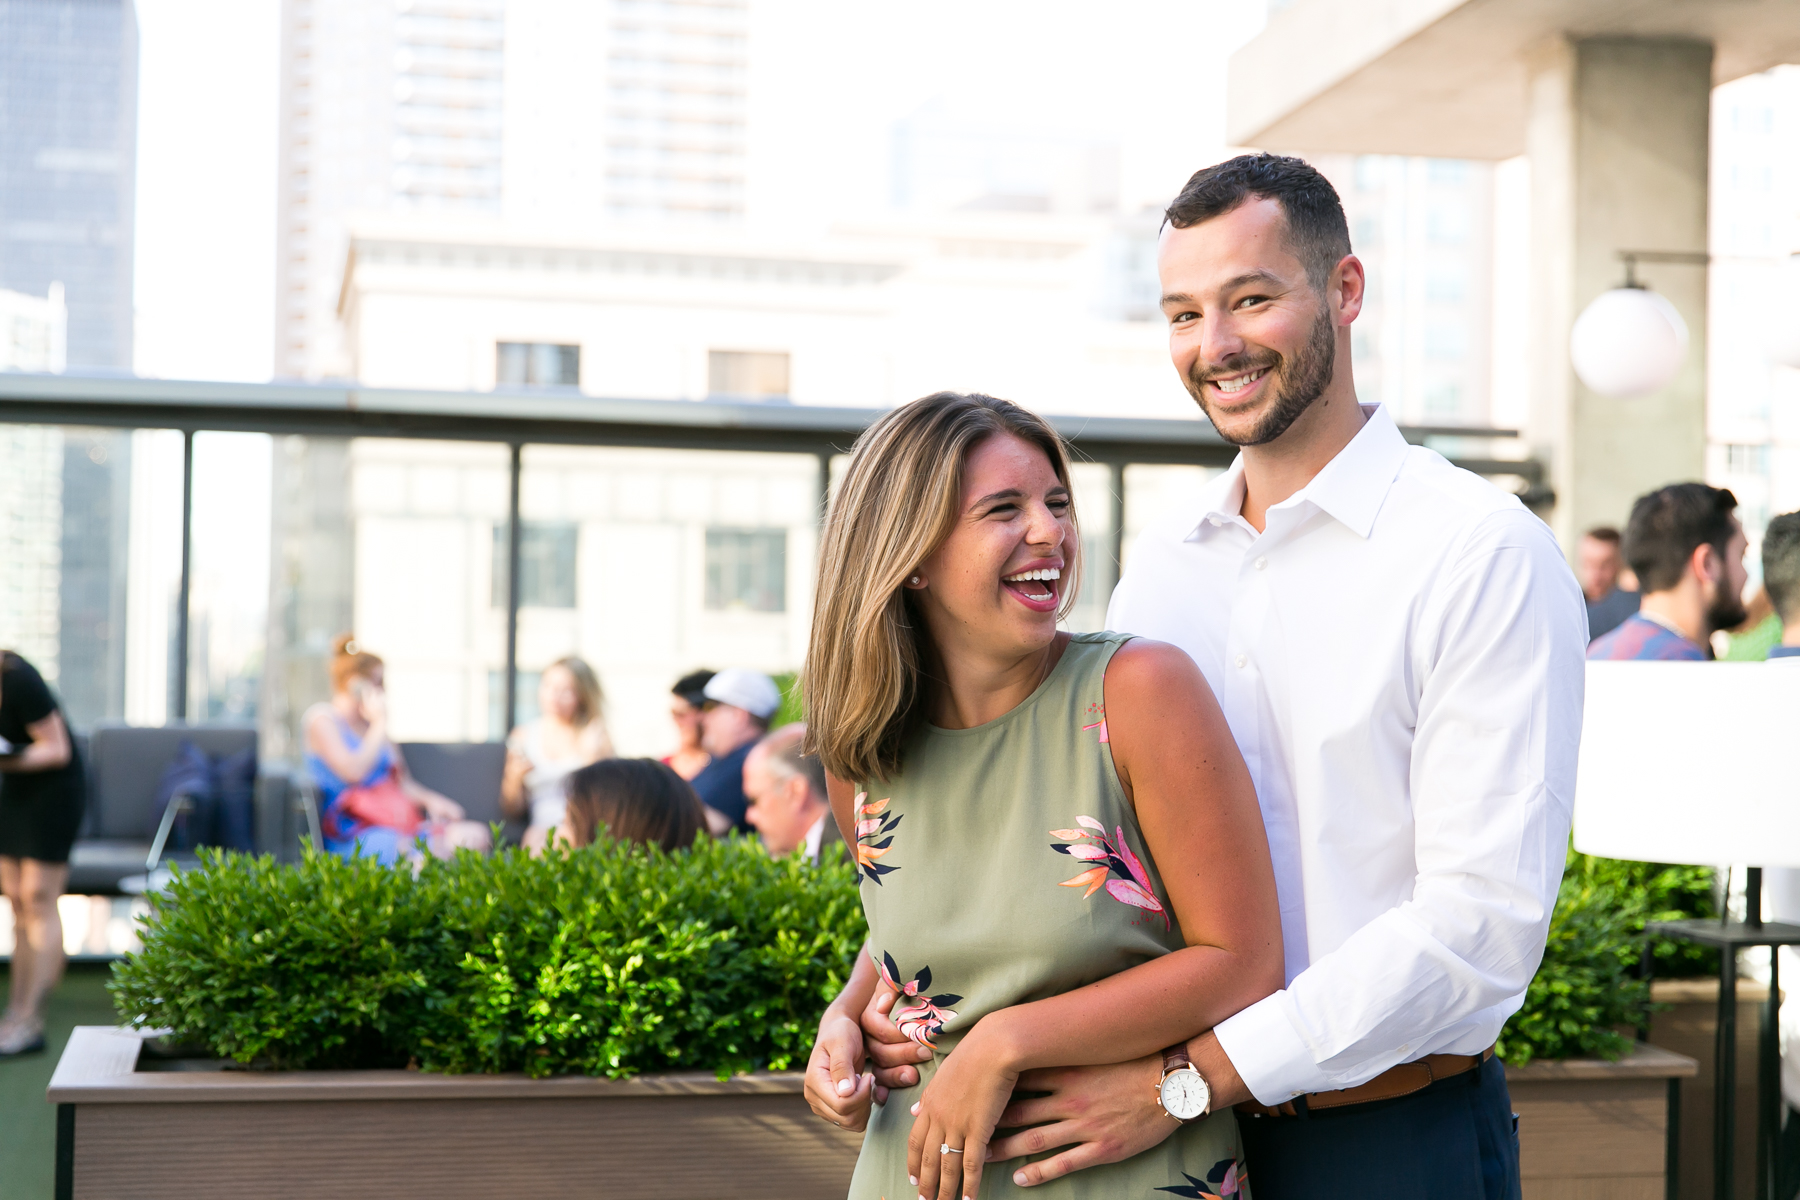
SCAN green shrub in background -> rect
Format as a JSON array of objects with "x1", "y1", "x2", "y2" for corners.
[
  {"x1": 110, "y1": 835, "x2": 866, "y2": 1077},
  {"x1": 769, "y1": 670, "x2": 804, "y2": 730},
  {"x1": 1497, "y1": 849, "x2": 1717, "y2": 1067}
]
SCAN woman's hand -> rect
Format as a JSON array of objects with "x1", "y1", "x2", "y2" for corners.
[
  {"x1": 420, "y1": 793, "x2": 466, "y2": 822},
  {"x1": 804, "y1": 1011, "x2": 877, "y2": 1131},
  {"x1": 907, "y1": 1021, "x2": 1017, "y2": 1200}
]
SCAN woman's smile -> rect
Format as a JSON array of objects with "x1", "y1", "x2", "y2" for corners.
[{"x1": 1000, "y1": 564, "x2": 1061, "y2": 612}]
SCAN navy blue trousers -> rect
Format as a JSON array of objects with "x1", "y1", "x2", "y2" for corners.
[{"x1": 1236, "y1": 1056, "x2": 1520, "y2": 1199}]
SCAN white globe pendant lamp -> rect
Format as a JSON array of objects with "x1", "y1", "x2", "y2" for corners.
[
  {"x1": 1765, "y1": 252, "x2": 1800, "y2": 370},
  {"x1": 1570, "y1": 284, "x2": 1689, "y2": 399}
]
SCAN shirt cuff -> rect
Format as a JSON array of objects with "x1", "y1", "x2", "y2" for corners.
[{"x1": 1212, "y1": 991, "x2": 1323, "y2": 1107}]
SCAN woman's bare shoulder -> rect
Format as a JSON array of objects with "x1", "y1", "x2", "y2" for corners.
[{"x1": 1103, "y1": 637, "x2": 1207, "y2": 696}]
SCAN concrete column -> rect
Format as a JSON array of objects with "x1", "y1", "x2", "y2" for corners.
[{"x1": 1526, "y1": 37, "x2": 1712, "y2": 550}]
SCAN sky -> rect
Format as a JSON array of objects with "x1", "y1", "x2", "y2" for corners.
[{"x1": 130, "y1": 0, "x2": 1268, "y2": 384}]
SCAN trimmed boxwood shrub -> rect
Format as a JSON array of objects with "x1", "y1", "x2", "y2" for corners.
[
  {"x1": 110, "y1": 835, "x2": 866, "y2": 1077},
  {"x1": 1497, "y1": 849, "x2": 1716, "y2": 1067}
]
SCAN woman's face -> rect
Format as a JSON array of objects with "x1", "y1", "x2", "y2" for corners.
[
  {"x1": 670, "y1": 697, "x2": 703, "y2": 747},
  {"x1": 912, "y1": 433, "x2": 1073, "y2": 661},
  {"x1": 539, "y1": 665, "x2": 581, "y2": 723}
]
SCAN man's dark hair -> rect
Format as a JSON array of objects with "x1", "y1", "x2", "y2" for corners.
[
  {"x1": 1583, "y1": 527, "x2": 1622, "y2": 546},
  {"x1": 1622, "y1": 483, "x2": 1740, "y2": 594},
  {"x1": 671, "y1": 668, "x2": 715, "y2": 708},
  {"x1": 1164, "y1": 153, "x2": 1352, "y2": 290},
  {"x1": 1762, "y1": 512, "x2": 1800, "y2": 623}
]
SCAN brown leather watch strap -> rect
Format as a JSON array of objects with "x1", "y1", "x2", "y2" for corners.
[
  {"x1": 1161, "y1": 1044, "x2": 1193, "y2": 1074},
  {"x1": 1235, "y1": 1046, "x2": 1494, "y2": 1118}
]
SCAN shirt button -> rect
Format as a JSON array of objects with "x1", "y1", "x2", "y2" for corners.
[
  {"x1": 1234, "y1": 654, "x2": 1247, "y2": 669},
  {"x1": 1255, "y1": 557, "x2": 1267, "y2": 570}
]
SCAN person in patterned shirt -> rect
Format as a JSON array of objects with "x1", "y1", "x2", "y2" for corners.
[{"x1": 1588, "y1": 483, "x2": 1748, "y2": 661}]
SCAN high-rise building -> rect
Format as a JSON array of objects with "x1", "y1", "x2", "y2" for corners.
[
  {"x1": 0, "y1": 0, "x2": 138, "y2": 372},
  {"x1": 274, "y1": 0, "x2": 750, "y2": 381},
  {"x1": 1315, "y1": 154, "x2": 1496, "y2": 427}
]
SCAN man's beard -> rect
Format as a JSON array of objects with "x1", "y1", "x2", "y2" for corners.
[
  {"x1": 1186, "y1": 305, "x2": 1337, "y2": 447},
  {"x1": 1705, "y1": 580, "x2": 1749, "y2": 637}
]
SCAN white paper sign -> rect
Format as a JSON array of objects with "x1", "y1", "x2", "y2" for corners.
[{"x1": 1574, "y1": 661, "x2": 1800, "y2": 867}]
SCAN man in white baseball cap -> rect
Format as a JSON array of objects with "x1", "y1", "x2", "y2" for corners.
[{"x1": 690, "y1": 668, "x2": 782, "y2": 834}]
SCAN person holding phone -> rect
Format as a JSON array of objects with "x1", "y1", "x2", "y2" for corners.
[
  {"x1": 303, "y1": 634, "x2": 489, "y2": 864},
  {"x1": 0, "y1": 649, "x2": 87, "y2": 1057}
]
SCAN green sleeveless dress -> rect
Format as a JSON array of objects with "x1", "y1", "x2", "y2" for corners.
[{"x1": 848, "y1": 632, "x2": 1248, "y2": 1200}]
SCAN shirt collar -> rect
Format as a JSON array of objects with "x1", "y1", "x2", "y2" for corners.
[{"x1": 1188, "y1": 404, "x2": 1410, "y2": 542}]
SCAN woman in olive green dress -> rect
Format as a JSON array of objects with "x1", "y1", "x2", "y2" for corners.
[{"x1": 802, "y1": 392, "x2": 1283, "y2": 1200}]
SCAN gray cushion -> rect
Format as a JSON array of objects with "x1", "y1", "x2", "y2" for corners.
[
  {"x1": 85, "y1": 724, "x2": 257, "y2": 840},
  {"x1": 397, "y1": 742, "x2": 506, "y2": 825}
]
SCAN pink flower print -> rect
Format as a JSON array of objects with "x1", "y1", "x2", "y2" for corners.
[
  {"x1": 873, "y1": 950, "x2": 961, "y2": 1049},
  {"x1": 1081, "y1": 701, "x2": 1109, "y2": 744},
  {"x1": 853, "y1": 793, "x2": 902, "y2": 885},
  {"x1": 1155, "y1": 1158, "x2": 1244, "y2": 1197},
  {"x1": 1049, "y1": 817, "x2": 1170, "y2": 930}
]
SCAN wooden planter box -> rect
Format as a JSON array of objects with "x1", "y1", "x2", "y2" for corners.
[
  {"x1": 48, "y1": 1026, "x2": 864, "y2": 1200},
  {"x1": 1506, "y1": 1043, "x2": 1696, "y2": 1200}
]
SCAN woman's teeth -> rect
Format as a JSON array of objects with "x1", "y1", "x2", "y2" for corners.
[
  {"x1": 1003, "y1": 568, "x2": 1060, "y2": 582},
  {"x1": 1214, "y1": 368, "x2": 1268, "y2": 394}
]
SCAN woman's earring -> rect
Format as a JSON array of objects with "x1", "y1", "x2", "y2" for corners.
[{"x1": 907, "y1": 575, "x2": 922, "y2": 587}]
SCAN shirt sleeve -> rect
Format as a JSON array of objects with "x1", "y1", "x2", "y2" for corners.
[
  {"x1": 1213, "y1": 509, "x2": 1588, "y2": 1103},
  {"x1": 2, "y1": 655, "x2": 59, "y2": 728}
]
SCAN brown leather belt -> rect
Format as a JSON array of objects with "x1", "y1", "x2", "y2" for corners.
[{"x1": 1235, "y1": 1046, "x2": 1494, "y2": 1118}]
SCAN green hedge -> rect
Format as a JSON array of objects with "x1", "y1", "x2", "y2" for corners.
[
  {"x1": 114, "y1": 836, "x2": 1709, "y2": 1075},
  {"x1": 110, "y1": 836, "x2": 866, "y2": 1077},
  {"x1": 1496, "y1": 849, "x2": 1715, "y2": 1067}
]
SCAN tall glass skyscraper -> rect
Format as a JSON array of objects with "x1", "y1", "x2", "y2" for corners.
[{"x1": 0, "y1": 0, "x2": 138, "y2": 372}]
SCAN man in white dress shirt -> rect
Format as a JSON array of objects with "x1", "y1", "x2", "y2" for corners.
[{"x1": 859, "y1": 154, "x2": 1587, "y2": 1197}]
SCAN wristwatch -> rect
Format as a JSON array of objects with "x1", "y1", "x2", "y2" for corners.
[{"x1": 1156, "y1": 1044, "x2": 1212, "y2": 1121}]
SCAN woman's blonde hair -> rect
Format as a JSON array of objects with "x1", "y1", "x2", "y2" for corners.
[
  {"x1": 547, "y1": 655, "x2": 604, "y2": 728},
  {"x1": 804, "y1": 392, "x2": 1079, "y2": 784}
]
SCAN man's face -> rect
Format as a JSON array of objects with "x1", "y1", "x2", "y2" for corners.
[
  {"x1": 1158, "y1": 197, "x2": 1357, "y2": 447},
  {"x1": 1703, "y1": 522, "x2": 1751, "y2": 635},
  {"x1": 1576, "y1": 536, "x2": 1621, "y2": 600},
  {"x1": 700, "y1": 703, "x2": 758, "y2": 756},
  {"x1": 742, "y1": 746, "x2": 809, "y2": 857}
]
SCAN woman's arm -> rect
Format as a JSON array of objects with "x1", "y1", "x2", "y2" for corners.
[
  {"x1": 909, "y1": 640, "x2": 1282, "y2": 1200},
  {"x1": 499, "y1": 727, "x2": 531, "y2": 819},
  {"x1": 0, "y1": 710, "x2": 71, "y2": 774},
  {"x1": 303, "y1": 701, "x2": 389, "y2": 783}
]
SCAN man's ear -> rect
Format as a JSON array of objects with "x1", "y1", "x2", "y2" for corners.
[
  {"x1": 1692, "y1": 541, "x2": 1721, "y2": 587},
  {"x1": 1332, "y1": 255, "x2": 1367, "y2": 325}
]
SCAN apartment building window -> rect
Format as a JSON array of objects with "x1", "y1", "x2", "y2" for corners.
[
  {"x1": 708, "y1": 349, "x2": 789, "y2": 400},
  {"x1": 497, "y1": 341, "x2": 580, "y2": 387},
  {"x1": 705, "y1": 528, "x2": 786, "y2": 612},
  {"x1": 1724, "y1": 443, "x2": 1770, "y2": 476},
  {"x1": 492, "y1": 521, "x2": 578, "y2": 608}
]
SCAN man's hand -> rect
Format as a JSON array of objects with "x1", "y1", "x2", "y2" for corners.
[
  {"x1": 984, "y1": 1034, "x2": 1251, "y2": 1187},
  {"x1": 985, "y1": 1054, "x2": 1171, "y2": 1186},
  {"x1": 860, "y1": 987, "x2": 933, "y2": 1100}
]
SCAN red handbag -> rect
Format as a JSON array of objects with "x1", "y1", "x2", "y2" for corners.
[{"x1": 339, "y1": 773, "x2": 423, "y2": 836}]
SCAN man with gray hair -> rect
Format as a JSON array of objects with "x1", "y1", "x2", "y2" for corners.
[{"x1": 742, "y1": 723, "x2": 841, "y2": 864}]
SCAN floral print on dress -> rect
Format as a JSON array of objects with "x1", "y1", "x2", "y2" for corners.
[
  {"x1": 1049, "y1": 816, "x2": 1170, "y2": 930},
  {"x1": 873, "y1": 950, "x2": 961, "y2": 1048},
  {"x1": 853, "y1": 792, "x2": 901, "y2": 885},
  {"x1": 1081, "y1": 700, "x2": 1109, "y2": 744},
  {"x1": 1155, "y1": 1157, "x2": 1245, "y2": 1197}
]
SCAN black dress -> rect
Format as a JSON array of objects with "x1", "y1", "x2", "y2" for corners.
[{"x1": 0, "y1": 652, "x2": 87, "y2": 863}]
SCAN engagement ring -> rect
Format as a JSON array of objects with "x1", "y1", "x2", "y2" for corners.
[{"x1": 940, "y1": 1144, "x2": 963, "y2": 1155}]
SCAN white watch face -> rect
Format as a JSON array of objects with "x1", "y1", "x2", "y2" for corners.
[{"x1": 1160, "y1": 1068, "x2": 1210, "y2": 1120}]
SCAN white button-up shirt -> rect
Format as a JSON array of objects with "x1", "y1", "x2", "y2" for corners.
[{"x1": 1106, "y1": 405, "x2": 1586, "y2": 1105}]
